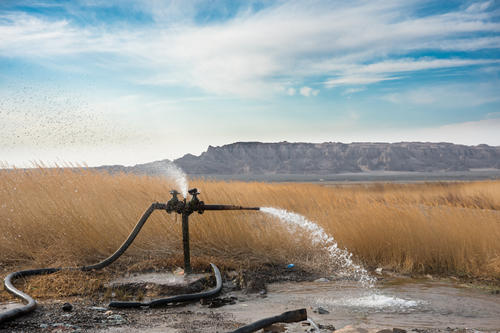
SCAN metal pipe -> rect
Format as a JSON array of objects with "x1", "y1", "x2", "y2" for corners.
[
  {"x1": 203, "y1": 205, "x2": 260, "y2": 211},
  {"x1": 182, "y1": 213, "x2": 192, "y2": 274}
]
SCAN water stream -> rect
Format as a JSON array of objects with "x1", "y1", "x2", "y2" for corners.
[
  {"x1": 260, "y1": 207, "x2": 376, "y2": 288},
  {"x1": 154, "y1": 161, "x2": 189, "y2": 198},
  {"x1": 256, "y1": 207, "x2": 499, "y2": 330}
]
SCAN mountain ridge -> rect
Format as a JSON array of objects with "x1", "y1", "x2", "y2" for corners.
[{"x1": 95, "y1": 141, "x2": 500, "y2": 176}]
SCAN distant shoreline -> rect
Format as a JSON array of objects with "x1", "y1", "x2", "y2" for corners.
[
  {"x1": 191, "y1": 168, "x2": 500, "y2": 183},
  {"x1": 2, "y1": 166, "x2": 499, "y2": 183}
]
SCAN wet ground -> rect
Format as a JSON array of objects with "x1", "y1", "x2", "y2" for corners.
[
  {"x1": 1, "y1": 276, "x2": 499, "y2": 332},
  {"x1": 254, "y1": 279, "x2": 500, "y2": 331}
]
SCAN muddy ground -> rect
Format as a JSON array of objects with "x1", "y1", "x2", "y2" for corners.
[
  {"x1": 1, "y1": 268, "x2": 499, "y2": 333},
  {"x1": 0, "y1": 294, "x2": 484, "y2": 333}
]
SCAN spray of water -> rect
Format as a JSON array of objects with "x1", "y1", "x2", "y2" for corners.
[
  {"x1": 164, "y1": 163, "x2": 189, "y2": 198},
  {"x1": 147, "y1": 161, "x2": 189, "y2": 198},
  {"x1": 167, "y1": 163, "x2": 188, "y2": 198},
  {"x1": 260, "y1": 207, "x2": 375, "y2": 288}
]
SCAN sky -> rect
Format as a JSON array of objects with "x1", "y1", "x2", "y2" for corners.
[{"x1": 1, "y1": 0, "x2": 499, "y2": 166}]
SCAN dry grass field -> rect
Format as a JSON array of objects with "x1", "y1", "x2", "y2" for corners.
[{"x1": 1, "y1": 167, "x2": 499, "y2": 300}]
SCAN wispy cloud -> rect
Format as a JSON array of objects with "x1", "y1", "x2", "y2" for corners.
[
  {"x1": 325, "y1": 75, "x2": 399, "y2": 88},
  {"x1": 324, "y1": 58, "x2": 498, "y2": 87},
  {"x1": 381, "y1": 83, "x2": 500, "y2": 107},
  {"x1": 342, "y1": 87, "x2": 366, "y2": 96},
  {"x1": 0, "y1": 1, "x2": 499, "y2": 97}
]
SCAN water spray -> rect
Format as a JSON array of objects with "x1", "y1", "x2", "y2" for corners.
[{"x1": 261, "y1": 207, "x2": 375, "y2": 287}]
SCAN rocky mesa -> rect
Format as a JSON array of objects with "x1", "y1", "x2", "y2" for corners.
[
  {"x1": 97, "y1": 142, "x2": 500, "y2": 176},
  {"x1": 173, "y1": 142, "x2": 500, "y2": 175}
]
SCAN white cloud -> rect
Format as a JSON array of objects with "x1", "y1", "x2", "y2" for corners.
[
  {"x1": 425, "y1": 36, "x2": 500, "y2": 51},
  {"x1": 311, "y1": 118, "x2": 500, "y2": 147},
  {"x1": 381, "y1": 83, "x2": 500, "y2": 107},
  {"x1": 324, "y1": 58, "x2": 497, "y2": 88},
  {"x1": 325, "y1": 75, "x2": 398, "y2": 87},
  {"x1": 299, "y1": 86, "x2": 319, "y2": 97},
  {"x1": 356, "y1": 58, "x2": 496, "y2": 74},
  {"x1": 0, "y1": 1, "x2": 499, "y2": 96},
  {"x1": 388, "y1": 118, "x2": 500, "y2": 146},
  {"x1": 342, "y1": 87, "x2": 366, "y2": 95},
  {"x1": 486, "y1": 111, "x2": 500, "y2": 119},
  {"x1": 466, "y1": 0, "x2": 493, "y2": 13},
  {"x1": 286, "y1": 87, "x2": 296, "y2": 96}
]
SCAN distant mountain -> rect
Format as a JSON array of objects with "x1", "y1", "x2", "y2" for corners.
[
  {"x1": 97, "y1": 142, "x2": 500, "y2": 176},
  {"x1": 174, "y1": 142, "x2": 500, "y2": 174}
]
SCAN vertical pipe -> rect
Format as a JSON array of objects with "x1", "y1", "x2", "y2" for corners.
[{"x1": 181, "y1": 213, "x2": 191, "y2": 274}]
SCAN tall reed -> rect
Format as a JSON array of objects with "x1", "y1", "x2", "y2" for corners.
[{"x1": 1, "y1": 167, "x2": 499, "y2": 283}]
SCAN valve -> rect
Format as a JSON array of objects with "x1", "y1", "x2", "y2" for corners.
[
  {"x1": 187, "y1": 188, "x2": 204, "y2": 214},
  {"x1": 166, "y1": 189, "x2": 184, "y2": 214}
]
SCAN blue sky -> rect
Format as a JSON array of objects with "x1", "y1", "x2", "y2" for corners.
[{"x1": 1, "y1": 0, "x2": 499, "y2": 166}]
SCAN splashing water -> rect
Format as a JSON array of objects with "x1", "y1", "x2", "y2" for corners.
[
  {"x1": 260, "y1": 207, "x2": 375, "y2": 287},
  {"x1": 164, "y1": 163, "x2": 189, "y2": 198},
  {"x1": 321, "y1": 294, "x2": 420, "y2": 309},
  {"x1": 147, "y1": 161, "x2": 189, "y2": 198}
]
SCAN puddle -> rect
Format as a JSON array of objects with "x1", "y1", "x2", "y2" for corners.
[
  {"x1": 110, "y1": 272, "x2": 207, "y2": 286},
  {"x1": 322, "y1": 293, "x2": 420, "y2": 309},
  {"x1": 220, "y1": 280, "x2": 500, "y2": 330}
]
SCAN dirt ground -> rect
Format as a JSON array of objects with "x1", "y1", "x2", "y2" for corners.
[
  {"x1": 0, "y1": 294, "x2": 488, "y2": 333},
  {"x1": 1, "y1": 268, "x2": 499, "y2": 332}
]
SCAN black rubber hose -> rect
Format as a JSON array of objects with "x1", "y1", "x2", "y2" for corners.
[
  {"x1": 228, "y1": 308, "x2": 308, "y2": 333},
  {"x1": 0, "y1": 268, "x2": 59, "y2": 323},
  {"x1": 108, "y1": 263, "x2": 222, "y2": 308},
  {"x1": 80, "y1": 203, "x2": 162, "y2": 271},
  {"x1": 1, "y1": 202, "x2": 220, "y2": 323}
]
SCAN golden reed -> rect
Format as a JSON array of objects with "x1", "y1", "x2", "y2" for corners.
[{"x1": 1, "y1": 166, "x2": 499, "y2": 292}]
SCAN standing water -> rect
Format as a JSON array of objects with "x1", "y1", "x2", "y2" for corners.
[{"x1": 260, "y1": 207, "x2": 376, "y2": 287}]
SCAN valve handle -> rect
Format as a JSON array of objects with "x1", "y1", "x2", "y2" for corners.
[{"x1": 188, "y1": 188, "x2": 200, "y2": 196}]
